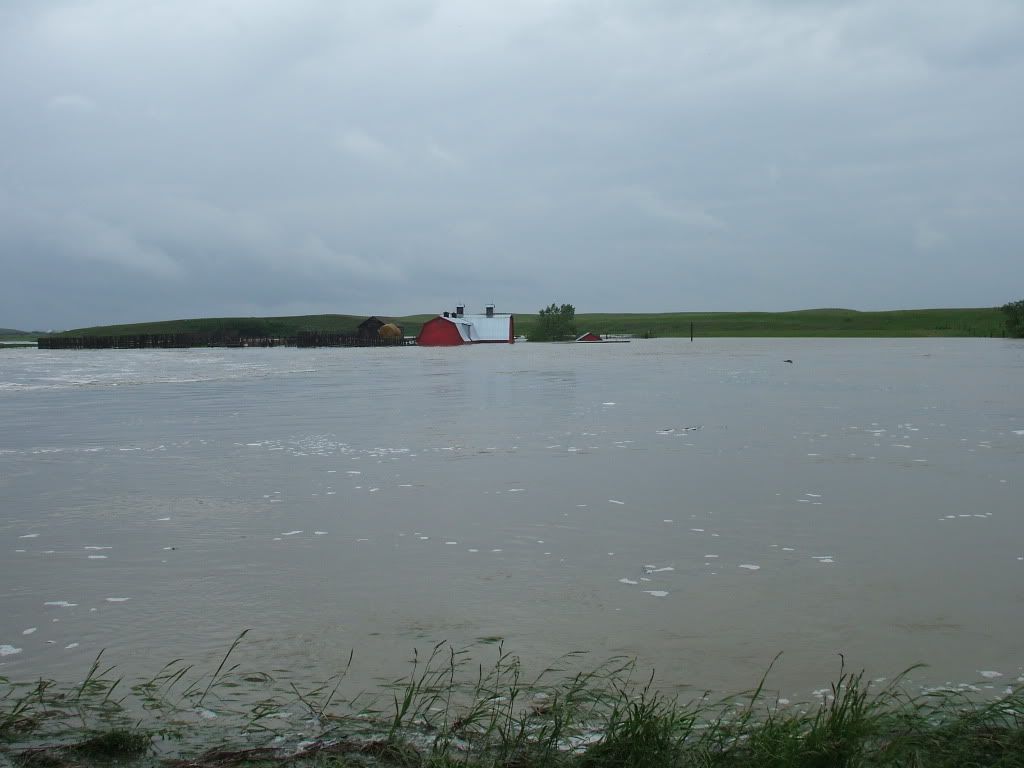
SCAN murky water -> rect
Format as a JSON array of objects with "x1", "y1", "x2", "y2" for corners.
[{"x1": 1, "y1": 339, "x2": 1022, "y2": 699}]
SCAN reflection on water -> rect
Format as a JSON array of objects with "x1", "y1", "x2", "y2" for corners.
[{"x1": 1, "y1": 339, "x2": 1023, "y2": 698}]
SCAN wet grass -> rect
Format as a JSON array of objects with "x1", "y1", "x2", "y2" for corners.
[{"x1": 2, "y1": 637, "x2": 1022, "y2": 767}]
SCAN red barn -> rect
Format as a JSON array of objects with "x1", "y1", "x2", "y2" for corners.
[
  {"x1": 416, "y1": 305, "x2": 515, "y2": 346},
  {"x1": 575, "y1": 331, "x2": 603, "y2": 342}
]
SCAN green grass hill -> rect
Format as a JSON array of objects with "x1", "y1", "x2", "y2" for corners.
[{"x1": 46, "y1": 306, "x2": 1007, "y2": 341}]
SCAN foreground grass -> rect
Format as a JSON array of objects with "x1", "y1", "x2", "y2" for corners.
[
  {"x1": 45, "y1": 306, "x2": 1009, "y2": 341},
  {"x1": 2, "y1": 638, "x2": 1022, "y2": 768}
]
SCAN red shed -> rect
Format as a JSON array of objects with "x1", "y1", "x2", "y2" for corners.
[{"x1": 575, "y1": 331, "x2": 603, "y2": 343}]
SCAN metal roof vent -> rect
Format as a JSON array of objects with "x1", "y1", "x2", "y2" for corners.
[{"x1": 485, "y1": 305, "x2": 494, "y2": 317}]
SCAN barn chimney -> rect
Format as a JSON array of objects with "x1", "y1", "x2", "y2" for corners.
[
  {"x1": 456, "y1": 305, "x2": 464, "y2": 317},
  {"x1": 485, "y1": 304, "x2": 494, "y2": 317},
  {"x1": 443, "y1": 311, "x2": 450, "y2": 318}
]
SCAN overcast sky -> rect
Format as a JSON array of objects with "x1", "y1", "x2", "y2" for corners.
[{"x1": 2, "y1": 0, "x2": 1022, "y2": 329}]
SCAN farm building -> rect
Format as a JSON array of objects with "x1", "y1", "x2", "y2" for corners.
[
  {"x1": 417, "y1": 305, "x2": 515, "y2": 346},
  {"x1": 356, "y1": 316, "x2": 386, "y2": 340},
  {"x1": 575, "y1": 332, "x2": 603, "y2": 343}
]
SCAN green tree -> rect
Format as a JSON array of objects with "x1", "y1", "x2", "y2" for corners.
[
  {"x1": 1002, "y1": 300, "x2": 1024, "y2": 338},
  {"x1": 530, "y1": 303, "x2": 577, "y2": 341}
]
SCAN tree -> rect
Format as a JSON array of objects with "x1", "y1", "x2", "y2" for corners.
[
  {"x1": 530, "y1": 303, "x2": 577, "y2": 341},
  {"x1": 1002, "y1": 300, "x2": 1024, "y2": 338}
]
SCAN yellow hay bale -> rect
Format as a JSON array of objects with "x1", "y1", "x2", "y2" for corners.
[{"x1": 378, "y1": 323, "x2": 402, "y2": 339}]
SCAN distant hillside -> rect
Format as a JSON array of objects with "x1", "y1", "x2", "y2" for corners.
[
  {"x1": 0, "y1": 328, "x2": 42, "y2": 342},
  {"x1": 56, "y1": 314, "x2": 435, "y2": 339},
  {"x1": 48, "y1": 307, "x2": 1007, "y2": 341},
  {"x1": 562, "y1": 307, "x2": 1006, "y2": 338}
]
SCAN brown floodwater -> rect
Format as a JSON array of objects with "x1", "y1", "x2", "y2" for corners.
[{"x1": 1, "y1": 338, "x2": 1022, "y2": 701}]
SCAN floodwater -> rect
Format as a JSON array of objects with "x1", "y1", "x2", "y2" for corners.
[{"x1": 1, "y1": 339, "x2": 1022, "y2": 699}]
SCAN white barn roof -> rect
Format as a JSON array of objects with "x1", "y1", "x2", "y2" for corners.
[{"x1": 439, "y1": 313, "x2": 513, "y2": 343}]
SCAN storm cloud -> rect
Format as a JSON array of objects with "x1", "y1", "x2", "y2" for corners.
[{"x1": 2, "y1": 0, "x2": 1022, "y2": 329}]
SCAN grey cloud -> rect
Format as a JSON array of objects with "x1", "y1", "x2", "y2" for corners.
[{"x1": 2, "y1": 0, "x2": 1022, "y2": 329}]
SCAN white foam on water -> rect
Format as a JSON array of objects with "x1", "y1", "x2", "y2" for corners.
[
  {"x1": 105, "y1": 597, "x2": 130, "y2": 602},
  {"x1": 807, "y1": 453, "x2": 819, "y2": 457},
  {"x1": 508, "y1": 488, "x2": 525, "y2": 493},
  {"x1": 691, "y1": 528, "x2": 705, "y2": 532},
  {"x1": 19, "y1": 533, "x2": 39, "y2": 539},
  {"x1": 491, "y1": 549, "x2": 503, "y2": 553},
  {"x1": 15, "y1": 550, "x2": 25, "y2": 553},
  {"x1": 347, "y1": 470, "x2": 361, "y2": 474},
  {"x1": 704, "y1": 554, "x2": 718, "y2": 558},
  {"x1": 84, "y1": 546, "x2": 111, "y2": 550},
  {"x1": 44, "y1": 601, "x2": 76, "y2": 608},
  {"x1": 87, "y1": 555, "x2": 107, "y2": 559},
  {"x1": 369, "y1": 488, "x2": 379, "y2": 493},
  {"x1": 603, "y1": 402, "x2": 616, "y2": 406},
  {"x1": 468, "y1": 548, "x2": 479, "y2": 552},
  {"x1": 157, "y1": 517, "x2": 171, "y2": 521},
  {"x1": 1013, "y1": 430, "x2": 1024, "y2": 436},
  {"x1": 782, "y1": 547, "x2": 795, "y2": 551},
  {"x1": 619, "y1": 578, "x2": 639, "y2": 585},
  {"x1": 399, "y1": 483, "x2": 413, "y2": 487},
  {"x1": 738, "y1": 564, "x2": 761, "y2": 570},
  {"x1": 64, "y1": 643, "x2": 79, "y2": 649},
  {"x1": 356, "y1": 538, "x2": 369, "y2": 542},
  {"x1": 648, "y1": 566, "x2": 674, "y2": 573},
  {"x1": 282, "y1": 531, "x2": 303, "y2": 536},
  {"x1": 418, "y1": 536, "x2": 429, "y2": 540},
  {"x1": 979, "y1": 670, "x2": 1002, "y2": 679},
  {"x1": 643, "y1": 590, "x2": 669, "y2": 597},
  {"x1": 22, "y1": 628, "x2": 36, "y2": 635},
  {"x1": 663, "y1": 519, "x2": 674, "y2": 523},
  {"x1": 0, "y1": 645, "x2": 22, "y2": 656},
  {"x1": 445, "y1": 541, "x2": 458, "y2": 545},
  {"x1": 608, "y1": 499, "x2": 625, "y2": 505},
  {"x1": 805, "y1": 493, "x2": 821, "y2": 498},
  {"x1": 314, "y1": 531, "x2": 328, "y2": 535}
]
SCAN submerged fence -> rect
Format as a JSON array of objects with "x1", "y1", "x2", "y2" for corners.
[{"x1": 38, "y1": 332, "x2": 413, "y2": 349}]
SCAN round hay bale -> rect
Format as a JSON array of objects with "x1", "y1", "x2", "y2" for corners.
[{"x1": 378, "y1": 323, "x2": 402, "y2": 340}]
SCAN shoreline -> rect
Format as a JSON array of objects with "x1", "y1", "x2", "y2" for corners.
[{"x1": 3, "y1": 639, "x2": 1022, "y2": 767}]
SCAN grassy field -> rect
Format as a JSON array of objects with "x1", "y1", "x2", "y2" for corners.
[
  {"x1": 2, "y1": 637, "x2": 1022, "y2": 767},
  {"x1": 42, "y1": 306, "x2": 1009, "y2": 341},
  {"x1": 0, "y1": 328, "x2": 39, "y2": 343}
]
